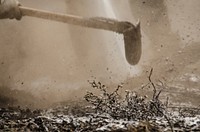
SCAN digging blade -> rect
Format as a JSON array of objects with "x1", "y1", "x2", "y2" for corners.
[{"x1": 123, "y1": 21, "x2": 142, "y2": 65}]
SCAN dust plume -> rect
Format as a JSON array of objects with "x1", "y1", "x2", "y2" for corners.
[
  {"x1": 0, "y1": 0, "x2": 140, "y2": 108},
  {"x1": 0, "y1": 0, "x2": 199, "y2": 108}
]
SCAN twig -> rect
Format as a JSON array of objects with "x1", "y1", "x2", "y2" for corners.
[
  {"x1": 151, "y1": 102, "x2": 174, "y2": 132},
  {"x1": 148, "y1": 68, "x2": 157, "y2": 99},
  {"x1": 165, "y1": 97, "x2": 169, "y2": 108},
  {"x1": 141, "y1": 82, "x2": 150, "y2": 89}
]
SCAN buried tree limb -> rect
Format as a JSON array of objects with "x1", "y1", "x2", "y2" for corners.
[{"x1": 19, "y1": 6, "x2": 142, "y2": 65}]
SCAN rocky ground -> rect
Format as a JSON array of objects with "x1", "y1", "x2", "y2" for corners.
[
  {"x1": 1, "y1": 81, "x2": 200, "y2": 132},
  {"x1": 0, "y1": 105, "x2": 200, "y2": 132}
]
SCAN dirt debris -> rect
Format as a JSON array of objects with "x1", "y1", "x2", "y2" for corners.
[
  {"x1": 0, "y1": 104, "x2": 199, "y2": 132},
  {"x1": 0, "y1": 80, "x2": 200, "y2": 132}
]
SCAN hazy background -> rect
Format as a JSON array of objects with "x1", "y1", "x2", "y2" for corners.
[{"x1": 0, "y1": 0, "x2": 199, "y2": 107}]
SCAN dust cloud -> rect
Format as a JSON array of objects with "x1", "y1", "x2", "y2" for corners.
[
  {"x1": 126, "y1": 0, "x2": 200, "y2": 106},
  {"x1": 0, "y1": 0, "x2": 200, "y2": 108},
  {"x1": 0, "y1": 0, "x2": 140, "y2": 108}
]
